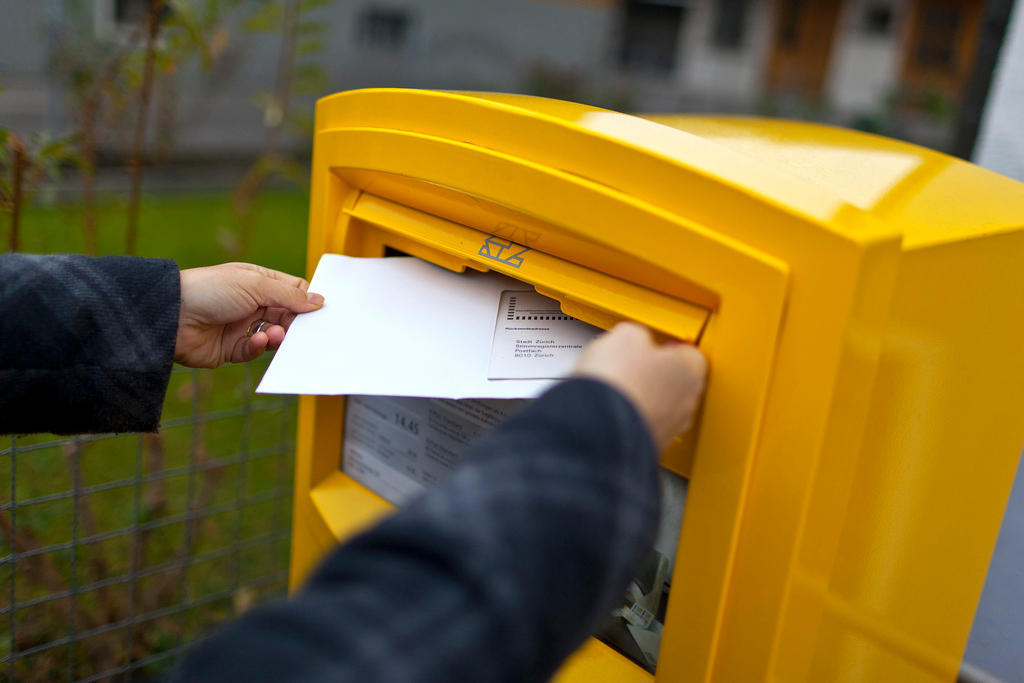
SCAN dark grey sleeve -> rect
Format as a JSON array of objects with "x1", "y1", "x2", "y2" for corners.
[
  {"x1": 0, "y1": 253, "x2": 180, "y2": 435},
  {"x1": 172, "y1": 378, "x2": 660, "y2": 683}
]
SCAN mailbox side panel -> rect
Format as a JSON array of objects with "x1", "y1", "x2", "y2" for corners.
[{"x1": 779, "y1": 229, "x2": 1024, "y2": 681}]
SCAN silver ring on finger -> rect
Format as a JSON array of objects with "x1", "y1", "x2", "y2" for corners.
[{"x1": 246, "y1": 318, "x2": 274, "y2": 337}]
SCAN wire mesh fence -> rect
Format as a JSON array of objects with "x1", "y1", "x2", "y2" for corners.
[{"x1": 1, "y1": 360, "x2": 297, "y2": 682}]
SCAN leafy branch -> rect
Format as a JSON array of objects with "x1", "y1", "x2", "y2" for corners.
[
  {"x1": 229, "y1": 0, "x2": 332, "y2": 258},
  {"x1": 0, "y1": 129, "x2": 80, "y2": 252}
]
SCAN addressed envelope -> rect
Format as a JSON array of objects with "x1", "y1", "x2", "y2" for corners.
[
  {"x1": 257, "y1": 255, "x2": 594, "y2": 399},
  {"x1": 488, "y1": 290, "x2": 601, "y2": 379}
]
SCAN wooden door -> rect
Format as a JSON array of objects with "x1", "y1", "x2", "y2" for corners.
[
  {"x1": 766, "y1": 0, "x2": 844, "y2": 97},
  {"x1": 901, "y1": 0, "x2": 984, "y2": 97}
]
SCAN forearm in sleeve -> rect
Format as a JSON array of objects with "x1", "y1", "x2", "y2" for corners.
[
  {"x1": 0, "y1": 253, "x2": 180, "y2": 434},
  {"x1": 173, "y1": 377, "x2": 661, "y2": 683}
]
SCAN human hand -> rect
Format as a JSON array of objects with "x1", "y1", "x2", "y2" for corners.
[
  {"x1": 573, "y1": 322, "x2": 707, "y2": 450},
  {"x1": 175, "y1": 263, "x2": 324, "y2": 368}
]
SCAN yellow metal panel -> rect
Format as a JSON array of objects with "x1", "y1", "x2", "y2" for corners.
[
  {"x1": 642, "y1": 116, "x2": 1024, "y2": 249},
  {"x1": 344, "y1": 194, "x2": 712, "y2": 342},
  {"x1": 297, "y1": 94, "x2": 790, "y2": 682},
  {"x1": 314, "y1": 89, "x2": 859, "y2": 231},
  {"x1": 291, "y1": 88, "x2": 1024, "y2": 683},
  {"x1": 791, "y1": 230, "x2": 1024, "y2": 682},
  {"x1": 553, "y1": 638, "x2": 653, "y2": 683}
]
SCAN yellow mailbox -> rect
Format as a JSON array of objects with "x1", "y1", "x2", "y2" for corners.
[{"x1": 288, "y1": 89, "x2": 1024, "y2": 682}]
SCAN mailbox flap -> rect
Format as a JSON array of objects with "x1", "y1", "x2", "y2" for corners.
[{"x1": 344, "y1": 193, "x2": 712, "y2": 343}]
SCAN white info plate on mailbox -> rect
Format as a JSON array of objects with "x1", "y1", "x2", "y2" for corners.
[
  {"x1": 487, "y1": 290, "x2": 598, "y2": 380},
  {"x1": 256, "y1": 254, "x2": 601, "y2": 399}
]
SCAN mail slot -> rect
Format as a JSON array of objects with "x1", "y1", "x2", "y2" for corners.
[{"x1": 288, "y1": 89, "x2": 1024, "y2": 682}]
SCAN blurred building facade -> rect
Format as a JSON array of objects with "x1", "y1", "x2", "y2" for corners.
[{"x1": 0, "y1": 0, "x2": 1004, "y2": 158}]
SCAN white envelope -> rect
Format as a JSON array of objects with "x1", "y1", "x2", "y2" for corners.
[{"x1": 256, "y1": 254, "x2": 599, "y2": 399}]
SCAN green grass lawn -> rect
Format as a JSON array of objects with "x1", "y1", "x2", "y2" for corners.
[
  {"x1": 2, "y1": 189, "x2": 310, "y2": 681},
  {"x1": 16, "y1": 190, "x2": 310, "y2": 272}
]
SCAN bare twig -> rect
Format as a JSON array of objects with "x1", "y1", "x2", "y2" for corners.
[
  {"x1": 122, "y1": 430, "x2": 169, "y2": 669},
  {"x1": 125, "y1": 0, "x2": 166, "y2": 256},
  {"x1": 264, "y1": 0, "x2": 301, "y2": 157},
  {"x1": 231, "y1": 0, "x2": 301, "y2": 258},
  {"x1": 8, "y1": 134, "x2": 25, "y2": 253},
  {"x1": 78, "y1": 23, "x2": 144, "y2": 256},
  {"x1": 135, "y1": 432, "x2": 167, "y2": 579},
  {"x1": 145, "y1": 375, "x2": 228, "y2": 611},
  {"x1": 79, "y1": 99, "x2": 99, "y2": 256},
  {"x1": 61, "y1": 442, "x2": 128, "y2": 627},
  {"x1": 0, "y1": 511, "x2": 98, "y2": 632},
  {"x1": 147, "y1": 453, "x2": 224, "y2": 607}
]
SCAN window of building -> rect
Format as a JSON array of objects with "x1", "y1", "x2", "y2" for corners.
[
  {"x1": 900, "y1": 0, "x2": 983, "y2": 98},
  {"x1": 862, "y1": 4, "x2": 894, "y2": 35},
  {"x1": 618, "y1": 0, "x2": 687, "y2": 75},
  {"x1": 114, "y1": 0, "x2": 171, "y2": 26},
  {"x1": 93, "y1": 0, "x2": 171, "y2": 40},
  {"x1": 914, "y1": 4, "x2": 961, "y2": 68},
  {"x1": 358, "y1": 7, "x2": 411, "y2": 50},
  {"x1": 776, "y1": 0, "x2": 806, "y2": 48},
  {"x1": 713, "y1": 0, "x2": 749, "y2": 50}
]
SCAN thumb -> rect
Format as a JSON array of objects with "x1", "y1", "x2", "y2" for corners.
[
  {"x1": 672, "y1": 343, "x2": 707, "y2": 376},
  {"x1": 250, "y1": 275, "x2": 325, "y2": 313}
]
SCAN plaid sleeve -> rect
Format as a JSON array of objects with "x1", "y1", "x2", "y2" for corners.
[
  {"x1": 173, "y1": 378, "x2": 660, "y2": 683},
  {"x1": 0, "y1": 253, "x2": 180, "y2": 435}
]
